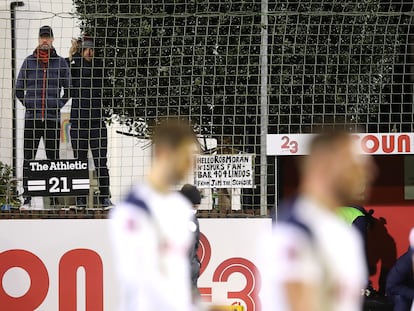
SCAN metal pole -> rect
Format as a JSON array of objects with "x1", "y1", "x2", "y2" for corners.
[
  {"x1": 259, "y1": 0, "x2": 268, "y2": 216},
  {"x1": 10, "y1": 1, "x2": 24, "y2": 175}
]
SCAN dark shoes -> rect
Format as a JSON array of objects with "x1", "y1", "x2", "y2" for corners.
[
  {"x1": 76, "y1": 197, "x2": 87, "y2": 209},
  {"x1": 76, "y1": 197, "x2": 112, "y2": 209},
  {"x1": 101, "y1": 198, "x2": 113, "y2": 210}
]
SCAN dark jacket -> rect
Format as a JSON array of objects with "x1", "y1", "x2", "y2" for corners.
[
  {"x1": 16, "y1": 48, "x2": 70, "y2": 120},
  {"x1": 190, "y1": 214, "x2": 201, "y2": 289},
  {"x1": 386, "y1": 251, "x2": 414, "y2": 299},
  {"x1": 67, "y1": 53, "x2": 105, "y2": 127}
]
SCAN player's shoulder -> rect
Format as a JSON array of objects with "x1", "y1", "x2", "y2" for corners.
[
  {"x1": 111, "y1": 185, "x2": 152, "y2": 218},
  {"x1": 295, "y1": 197, "x2": 359, "y2": 240},
  {"x1": 163, "y1": 191, "x2": 193, "y2": 222},
  {"x1": 317, "y1": 210, "x2": 363, "y2": 251},
  {"x1": 338, "y1": 219, "x2": 363, "y2": 245},
  {"x1": 170, "y1": 190, "x2": 193, "y2": 208},
  {"x1": 271, "y1": 221, "x2": 315, "y2": 252},
  {"x1": 328, "y1": 211, "x2": 360, "y2": 238},
  {"x1": 273, "y1": 197, "x2": 315, "y2": 244}
]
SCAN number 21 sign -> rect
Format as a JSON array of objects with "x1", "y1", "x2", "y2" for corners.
[{"x1": 24, "y1": 160, "x2": 89, "y2": 196}]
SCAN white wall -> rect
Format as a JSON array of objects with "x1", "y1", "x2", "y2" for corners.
[{"x1": 107, "y1": 123, "x2": 153, "y2": 202}]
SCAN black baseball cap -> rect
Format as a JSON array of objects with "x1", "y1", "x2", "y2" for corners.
[
  {"x1": 180, "y1": 184, "x2": 201, "y2": 205},
  {"x1": 81, "y1": 37, "x2": 94, "y2": 49},
  {"x1": 39, "y1": 26, "x2": 54, "y2": 38}
]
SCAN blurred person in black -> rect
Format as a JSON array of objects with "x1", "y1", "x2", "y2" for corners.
[
  {"x1": 67, "y1": 36, "x2": 111, "y2": 208},
  {"x1": 386, "y1": 250, "x2": 414, "y2": 311},
  {"x1": 179, "y1": 184, "x2": 202, "y2": 299}
]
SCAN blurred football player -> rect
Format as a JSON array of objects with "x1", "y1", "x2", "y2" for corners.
[
  {"x1": 110, "y1": 119, "x2": 198, "y2": 311},
  {"x1": 260, "y1": 129, "x2": 376, "y2": 311}
]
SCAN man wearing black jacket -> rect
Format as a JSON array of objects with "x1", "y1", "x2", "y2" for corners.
[
  {"x1": 386, "y1": 250, "x2": 414, "y2": 311},
  {"x1": 67, "y1": 36, "x2": 111, "y2": 208}
]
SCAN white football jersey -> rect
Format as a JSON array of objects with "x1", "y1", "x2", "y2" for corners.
[
  {"x1": 110, "y1": 183, "x2": 194, "y2": 311},
  {"x1": 260, "y1": 196, "x2": 366, "y2": 311}
]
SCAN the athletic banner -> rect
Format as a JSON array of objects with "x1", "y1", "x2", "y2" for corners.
[
  {"x1": 267, "y1": 133, "x2": 414, "y2": 156},
  {"x1": 23, "y1": 160, "x2": 89, "y2": 196},
  {"x1": 0, "y1": 219, "x2": 271, "y2": 311},
  {"x1": 195, "y1": 154, "x2": 254, "y2": 188}
]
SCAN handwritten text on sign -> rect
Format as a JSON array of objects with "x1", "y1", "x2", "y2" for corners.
[{"x1": 195, "y1": 154, "x2": 254, "y2": 188}]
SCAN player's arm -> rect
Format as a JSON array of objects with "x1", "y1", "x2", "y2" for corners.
[{"x1": 285, "y1": 281, "x2": 318, "y2": 311}]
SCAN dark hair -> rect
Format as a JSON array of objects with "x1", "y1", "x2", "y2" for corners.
[
  {"x1": 180, "y1": 184, "x2": 202, "y2": 205},
  {"x1": 152, "y1": 118, "x2": 197, "y2": 149}
]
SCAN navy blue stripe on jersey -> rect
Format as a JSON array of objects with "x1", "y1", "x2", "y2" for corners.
[
  {"x1": 125, "y1": 192, "x2": 151, "y2": 215},
  {"x1": 278, "y1": 196, "x2": 314, "y2": 240},
  {"x1": 285, "y1": 215, "x2": 313, "y2": 239}
]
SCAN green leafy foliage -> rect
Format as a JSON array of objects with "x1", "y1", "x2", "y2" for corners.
[
  {"x1": 73, "y1": 0, "x2": 262, "y2": 144},
  {"x1": 268, "y1": 0, "x2": 412, "y2": 133},
  {"x1": 0, "y1": 162, "x2": 19, "y2": 207},
  {"x1": 73, "y1": 0, "x2": 411, "y2": 137}
]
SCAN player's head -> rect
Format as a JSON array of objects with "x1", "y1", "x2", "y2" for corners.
[
  {"x1": 152, "y1": 119, "x2": 198, "y2": 184},
  {"x1": 300, "y1": 128, "x2": 375, "y2": 206}
]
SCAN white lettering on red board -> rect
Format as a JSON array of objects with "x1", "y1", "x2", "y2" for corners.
[
  {"x1": 1, "y1": 237, "x2": 262, "y2": 311},
  {"x1": 267, "y1": 133, "x2": 414, "y2": 155},
  {"x1": 0, "y1": 249, "x2": 103, "y2": 311}
]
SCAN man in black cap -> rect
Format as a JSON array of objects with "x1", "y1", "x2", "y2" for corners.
[
  {"x1": 67, "y1": 36, "x2": 112, "y2": 208},
  {"x1": 179, "y1": 184, "x2": 202, "y2": 299},
  {"x1": 16, "y1": 25, "x2": 71, "y2": 209}
]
